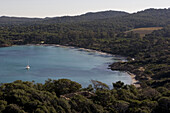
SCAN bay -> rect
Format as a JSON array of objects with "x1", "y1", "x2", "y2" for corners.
[{"x1": 0, "y1": 45, "x2": 132, "y2": 87}]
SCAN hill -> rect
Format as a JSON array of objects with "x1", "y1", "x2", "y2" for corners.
[
  {"x1": 90, "y1": 8, "x2": 170, "y2": 29},
  {"x1": 44, "y1": 10, "x2": 129, "y2": 23},
  {"x1": 0, "y1": 10, "x2": 128, "y2": 25},
  {"x1": 0, "y1": 16, "x2": 42, "y2": 25},
  {"x1": 0, "y1": 8, "x2": 169, "y2": 28}
]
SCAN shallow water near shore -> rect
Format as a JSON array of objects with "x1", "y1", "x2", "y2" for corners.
[{"x1": 0, "y1": 45, "x2": 132, "y2": 87}]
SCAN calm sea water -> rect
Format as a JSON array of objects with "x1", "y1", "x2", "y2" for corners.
[{"x1": 0, "y1": 45, "x2": 131, "y2": 87}]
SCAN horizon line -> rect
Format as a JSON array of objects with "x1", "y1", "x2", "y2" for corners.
[{"x1": 0, "y1": 7, "x2": 169, "y2": 19}]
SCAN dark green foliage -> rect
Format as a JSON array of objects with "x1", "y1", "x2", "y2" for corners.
[
  {"x1": 70, "y1": 95, "x2": 104, "y2": 113},
  {"x1": 0, "y1": 80, "x2": 169, "y2": 113},
  {"x1": 113, "y1": 100, "x2": 130, "y2": 113},
  {"x1": 113, "y1": 81, "x2": 124, "y2": 89},
  {"x1": 44, "y1": 79, "x2": 82, "y2": 96},
  {"x1": 0, "y1": 100, "x2": 7, "y2": 112},
  {"x1": 157, "y1": 97, "x2": 170, "y2": 113},
  {"x1": 94, "y1": 89, "x2": 115, "y2": 105},
  {"x1": 91, "y1": 80, "x2": 109, "y2": 90},
  {"x1": 0, "y1": 81, "x2": 59, "y2": 113},
  {"x1": 3, "y1": 104, "x2": 25, "y2": 113},
  {"x1": 56, "y1": 98, "x2": 71, "y2": 113}
]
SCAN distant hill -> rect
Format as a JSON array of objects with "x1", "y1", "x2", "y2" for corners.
[
  {"x1": 44, "y1": 10, "x2": 129, "y2": 23},
  {"x1": 116, "y1": 8, "x2": 170, "y2": 28},
  {"x1": 0, "y1": 11, "x2": 129, "y2": 25},
  {"x1": 0, "y1": 16, "x2": 42, "y2": 25},
  {"x1": 78, "y1": 8, "x2": 170, "y2": 31},
  {"x1": 125, "y1": 8, "x2": 170, "y2": 27},
  {"x1": 0, "y1": 8, "x2": 169, "y2": 27}
]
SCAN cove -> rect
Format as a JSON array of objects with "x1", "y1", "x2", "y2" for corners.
[{"x1": 0, "y1": 45, "x2": 132, "y2": 87}]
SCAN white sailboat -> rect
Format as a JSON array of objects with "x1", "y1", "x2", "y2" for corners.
[
  {"x1": 26, "y1": 65, "x2": 30, "y2": 69},
  {"x1": 26, "y1": 60, "x2": 30, "y2": 70}
]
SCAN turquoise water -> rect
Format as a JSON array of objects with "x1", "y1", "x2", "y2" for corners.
[{"x1": 0, "y1": 45, "x2": 131, "y2": 87}]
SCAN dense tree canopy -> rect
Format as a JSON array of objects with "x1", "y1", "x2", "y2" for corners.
[{"x1": 0, "y1": 80, "x2": 169, "y2": 113}]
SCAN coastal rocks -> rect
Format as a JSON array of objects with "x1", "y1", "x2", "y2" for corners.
[{"x1": 109, "y1": 62, "x2": 142, "y2": 87}]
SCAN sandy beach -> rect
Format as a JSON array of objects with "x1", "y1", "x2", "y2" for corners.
[
  {"x1": 127, "y1": 71, "x2": 140, "y2": 87},
  {"x1": 46, "y1": 44, "x2": 114, "y2": 56},
  {"x1": 27, "y1": 44, "x2": 126, "y2": 58}
]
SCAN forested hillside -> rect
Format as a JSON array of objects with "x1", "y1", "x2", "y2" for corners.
[
  {"x1": 0, "y1": 16, "x2": 42, "y2": 25},
  {"x1": 0, "y1": 10, "x2": 128, "y2": 25},
  {"x1": 0, "y1": 8, "x2": 169, "y2": 26},
  {"x1": 0, "y1": 8, "x2": 169, "y2": 113},
  {"x1": 43, "y1": 10, "x2": 129, "y2": 23}
]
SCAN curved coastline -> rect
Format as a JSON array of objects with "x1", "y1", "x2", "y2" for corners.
[
  {"x1": 27, "y1": 44, "x2": 139, "y2": 87},
  {"x1": 126, "y1": 72, "x2": 140, "y2": 87},
  {"x1": 4, "y1": 44, "x2": 139, "y2": 87}
]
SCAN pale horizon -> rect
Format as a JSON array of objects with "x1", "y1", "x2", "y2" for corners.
[{"x1": 0, "y1": 0, "x2": 170, "y2": 18}]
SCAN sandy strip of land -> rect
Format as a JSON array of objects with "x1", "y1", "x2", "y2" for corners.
[
  {"x1": 127, "y1": 71, "x2": 140, "y2": 88},
  {"x1": 26, "y1": 44, "x2": 127, "y2": 59},
  {"x1": 41, "y1": 44, "x2": 114, "y2": 57}
]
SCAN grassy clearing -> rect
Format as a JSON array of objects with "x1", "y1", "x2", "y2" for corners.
[{"x1": 126, "y1": 27, "x2": 163, "y2": 37}]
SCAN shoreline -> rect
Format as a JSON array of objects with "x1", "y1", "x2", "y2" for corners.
[
  {"x1": 43, "y1": 44, "x2": 114, "y2": 57},
  {"x1": 29, "y1": 44, "x2": 126, "y2": 58},
  {"x1": 127, "y1": 71, "x2": 140, "y2": 87},
  {"x1": 15, "y1": 44, "x2": 139, "y2": 87}
]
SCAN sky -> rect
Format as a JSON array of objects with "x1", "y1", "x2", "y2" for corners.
[{"x1": 0, "y1": 0, "x2": 169, "y2": 18}]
